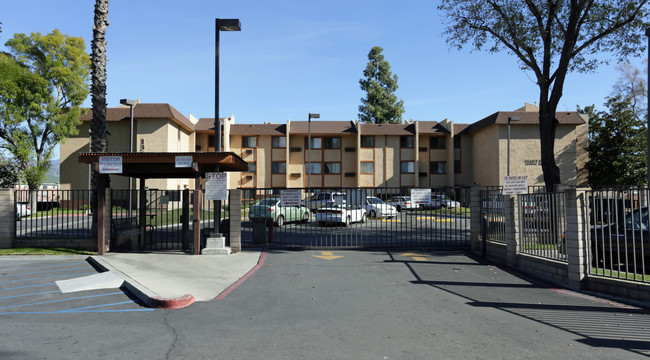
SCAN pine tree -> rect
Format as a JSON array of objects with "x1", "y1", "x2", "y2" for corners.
[{"x1": 358, "y1": 46, "x2": 404, "y2": 124}]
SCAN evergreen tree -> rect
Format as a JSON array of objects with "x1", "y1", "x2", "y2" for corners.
[
  {"x1": 358, "y1": 46, "x2": 404, "y2": 124},
  {"x1": 583, "y1": 96, "x2": 647, "y2": 186}
]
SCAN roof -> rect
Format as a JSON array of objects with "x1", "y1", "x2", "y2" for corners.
[
  {"x1": 231, "y1": 123, "x2": 287, "y2": 136},
  {"x1": 359, "y1": 123, "x2": 415, "y2": 136},
  {"x1": 457, "y1": 111, "x2": 586, "y2": 135},
  {"x1": 77, "y1": 152, "x2": 249, "y2": 178},
  {"x1": 289, "y1": 121, "x2": 357, "y2": 135},
  {"x1": 80, "y1": 104, "x2": 195, "y2": 132},
  {"x1": 194, "y1": 117, "x2": 229, "y2": 132}
]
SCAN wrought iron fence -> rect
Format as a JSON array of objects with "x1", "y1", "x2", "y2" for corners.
[
  {"x1": 15, "y1": 189, "x2": 93, "y2": 241},
  {"x1": 481, "y1": 188, "x2": 506, "y2": 244},
  {"x1": 587, "y1": 187, "x2": 650, "y2": 283},
  {"x1": 519, "y1": 192, "x2": 566, "y2": 262},
  {"x1": 239, "y1": 187, "x2": 471, "y2": 249}
]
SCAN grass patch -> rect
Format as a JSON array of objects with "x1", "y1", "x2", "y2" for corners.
[
  {"x1": 0, "y1": 248, "x2": 96, "y2": 256},
  {"x1": 591, "y1": 267, "x2": 650, "y2": 282},
  {"x1": 416, "y1": 207, "x2": 470, "y2": 216}
]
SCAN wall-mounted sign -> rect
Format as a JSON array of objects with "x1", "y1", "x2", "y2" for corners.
[
  {"x1": 175, "y1": 156, "x2": 193, "y2": 168},
  {"x1": 503, "y1": 175, "x2": 528, "y2": 195},
  {"x1": 524, "y1": 160, "x2": 541, "y2": 166},
  {"x1": 99, "y1": 156, "x2": 122, "y2": 174},
  {"x1": 205, "y1": 172, "x2": 228, "y2": 201}
]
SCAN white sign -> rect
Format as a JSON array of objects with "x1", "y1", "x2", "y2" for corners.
[
  {"x1": 99, "y1": 156, "x2": 122, "y2": 174},
  {"x1": 175, "y1": 156, "x2": 193, "y2": 168},
  {"x1": 411, "y1": 188, "x2": 432, "y2": 205},
  {"x1": 281, "y1": 189, "x2": 301, "y2": 206},
  {"x1": 205, "y1": 172, "x2": 228, "y2": 200},
  {"x1": 503, "y1": 175, "x2": 529, "y2": 195}
]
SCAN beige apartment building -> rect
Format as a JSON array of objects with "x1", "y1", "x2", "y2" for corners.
[{"x1": 60, "y1": 101, "x2": 588, "y2": 191}]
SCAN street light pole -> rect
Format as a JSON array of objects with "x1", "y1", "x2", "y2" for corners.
[
  {"x1": 214, "y1": 18, "x2": 241, "y2": 236},
  {"x1": 120, "y1": 99, "x2": 137, "y2": 216},
  {"x1": 308, "y1": 113, "x2": 320, "y2": 189},
  {"x1": 507, "y1": 116, "x2": 520, "y2": 176},
  {"x1": 646, "y1": 28, "x2": 650, "y2": 186}
]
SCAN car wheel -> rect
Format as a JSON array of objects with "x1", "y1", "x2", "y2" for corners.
[
  {"x1": 396, "y1": 205, "x2": 402, "y2": 212},
  {"x1": 344, "y1": 216, "x2": 350, "y2": 227},
  {"x1": 419, "y1": 204, "x2": 425, "y2": 210},
  {"x1": 361, "y1": 213, "x2": 366, "y2": 223},
  {"x1": 275, "y1": 215, "x2": 284, "y2": 227},
  {"x1": 302, "y1": 212, "x2": 310, "y2": 223},
  {"x1": 369, "y1": 210, "x2": 377, "y2": 218}
]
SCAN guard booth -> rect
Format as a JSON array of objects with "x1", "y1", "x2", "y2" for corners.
[{"x1": 78, "y1": 152, "x2": 249, "y2": 255}]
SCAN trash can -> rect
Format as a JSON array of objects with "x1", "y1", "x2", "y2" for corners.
[{"x1": 252, "y1": 218, "x2": 267, "y2": 244}]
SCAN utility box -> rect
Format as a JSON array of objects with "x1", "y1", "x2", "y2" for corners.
[{"x1": 252, "y1": 218, "x2": 266, "y2": 244}]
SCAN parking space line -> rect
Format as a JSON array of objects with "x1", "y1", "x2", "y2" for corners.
[
  {"x1": 0, "y1": 272, "x2": 96, "y2": 284},
  {"x1": 1, "y1": 266, "x2": 91, "y2": 278},
  {"x1": 0, "y1": 291, "x2": 126, "y2": 311},
  {"x1": 0, "y1": 308, "x2": 155, "y2": 314},
  {"x1": 0, "y1": 262, "x2": 34, "y2": 267},
  {"x1": 0, "y1": 290, "x2": 59, "y2": 300},
  {"x1": 1, "y1": 262, "x2": 88, "y2": 272},
  {"x1": 0, "y1": 283, "x2": 58, "y2": 291}
]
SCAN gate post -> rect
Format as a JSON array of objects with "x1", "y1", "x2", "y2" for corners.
[
  {"x1": 505, "y1": 194, "x2": 520, "y2": 267},
  {"x1": 228, "y1": 189, "x2": 241, "y2": 252},
  {"x1": 0, "y1": 189, "x2": 14, "y2": 249},
  {"x1": 469, "y1": 185, "x2": 483, "y2": 255}
]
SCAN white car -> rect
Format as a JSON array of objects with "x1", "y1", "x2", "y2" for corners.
[
  {"x1": 315, "y1": 201, "x2": 366, "y2": 226},
  {"x1": 363, "y1": 196, "x2": 397, "y2": 218},
  {"x1": 386, "y1": 196, "x2": 418, "y2": 212},
  {"x1": 306, "y1": 192, "x2": 346, "y2": 212},
  {"x1": 16, "y1": 202, "x2": 31, "y2": 219}
]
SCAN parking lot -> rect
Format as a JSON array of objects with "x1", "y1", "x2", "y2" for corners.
[{"x1": 0, "y1": 257, "x2": 154, "y2": 315}]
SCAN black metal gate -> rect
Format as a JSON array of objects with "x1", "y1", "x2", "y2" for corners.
[{"x1": 239, "y1": 187, "x2": 471, "y2": 249}]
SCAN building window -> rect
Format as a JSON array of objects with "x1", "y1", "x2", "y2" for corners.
[
  {"x1": 306, "y1": 137, "x2": 322, "y2": 149},
  {"x1": 400, "y1": 136, "x2": 414, "y2": 148},
  {"x1": 248, "y1": 162, "x2": 256, "y2": 173},
  {"x1": 454, "y1": 160, "x2": 461, "y2": 174},
  {"x1": 430, "y1": 137, "x2": 445, "y2": 149},
  {"x1": 272, "y1": 136, "x2": 286, "y2": 148},
  {"x1": 242, "y1": 136, "x2": 256, "y2": 148},
  {"x1": 360, "y1": 135, "x2": 374, "y2": 148},
  {"x1": 430, "y1": 161, "x2": 447, "y2": 174},
  {"x1": 360, "y1": 162, "x2": 374, "y2": 174},
  {"x1": 324, "y1": 137, "x2": 341, "y2": 149},
  {"x1": 306, "y1": 162, "x2": 321, "y2": 174},
  {"x1": 208, "y1": 135, "x2": 223, "y2": 149},
  {"x1": 272, "y1": 162, "x2": 286, "y2": 174},
  {"x1": 401, "y1": 161, "x2": 415, "y2": 173},
  {"x1": 324, "y1": 162, "x2": 341, "y2": 174},
  {"x1": 242, "y1": 189, "x2": 256, "y2": 201}
]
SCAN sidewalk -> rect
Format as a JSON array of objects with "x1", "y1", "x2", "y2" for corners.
[{"x1": 88, "y1": 248, "x2": 264, "y2": 309}]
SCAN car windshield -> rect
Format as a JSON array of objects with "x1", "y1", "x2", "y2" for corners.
[
  {"x1": 324, "y1": 201, "x2": 344, "y2": 209},
  {"x1": 626, "y1": 208, "x2": 649, "y2": 230},
  {"x1": 367, "y1": 197, "x2": 383, "y2": 205},
  {"x1": 256, "y1": 199, "x2": 279, "y2": 206}
]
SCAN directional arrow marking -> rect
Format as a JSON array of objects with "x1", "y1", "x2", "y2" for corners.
[
  {"x1": 313, "y1": 251, "x2": 344, "y2": 260},
  {"x1": 400, "y1": 253, "x2": 428, "y2": 261}
]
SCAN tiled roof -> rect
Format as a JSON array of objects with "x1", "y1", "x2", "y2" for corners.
[
  {"x1": 231, "y1": 123, "x2": 287, "y2": 136},
  {"x1": 80, "y1": 104, "x2": 195, "y2": 131},
  {"x1": 359, "y1": 123, "x2": 415, "y2": 135},
  {"x1": 289, "y1": 121, "x2": 357, "y2": 135},
  {"x1": 194, "y1": 117, "x2": 228, "y2": 131}
]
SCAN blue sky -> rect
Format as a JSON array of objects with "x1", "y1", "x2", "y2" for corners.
[{"x1": 1, "y1": 0, "x2": 645, "y2": 127}]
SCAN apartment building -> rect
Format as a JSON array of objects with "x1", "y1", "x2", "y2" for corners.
[{"x1": 60, "y1": 102, "x2": 588, "y2": 191}]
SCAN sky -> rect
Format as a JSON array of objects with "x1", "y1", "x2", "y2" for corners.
[{"x1": 1, "y1": 0, "x2": 646, "y2": 128}]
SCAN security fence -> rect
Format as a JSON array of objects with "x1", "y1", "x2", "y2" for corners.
[
  {"x1": 239, "y1": 187, "x2": 471, "y2": 249},
  {"x1": 518, "y1": 192, "x2": 566, "y2": 262}
]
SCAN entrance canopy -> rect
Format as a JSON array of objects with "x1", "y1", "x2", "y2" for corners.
[{"x1": 78, "y1": 151, "x2": 249, "y2": 178}]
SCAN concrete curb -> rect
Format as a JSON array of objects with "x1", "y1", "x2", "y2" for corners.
[{"x1": 86, "y1": 256, "x2": 196, "y2": 309}]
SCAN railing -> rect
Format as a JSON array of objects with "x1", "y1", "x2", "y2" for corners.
[
  {"x1": 239, "y1": 187, "x2": 471, "y2": 249},
  {"x1": 519, "y1": 192, "x2": 566, "y2": 262},
  {"x1": 587, "y1": 187, "x2": 650, "y2": 283},
  {"x1": 481, "y1": 188, "x2": 506, "y2": 244},
  {"x1": 15, "y1": 189, "x2": 93, "y2": 241}
]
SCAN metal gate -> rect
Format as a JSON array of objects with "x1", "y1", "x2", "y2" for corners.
[{"x1": 239, "y1": 187, "x2": 471, "y2": 249}]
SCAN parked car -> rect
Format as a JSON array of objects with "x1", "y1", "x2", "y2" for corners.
[
  {"x1": 16, "y1": 202, "x2": 31, "y2": 220},
  {"x1": 586, "y1": 207, "x2": 650, "y2": 271},
  {"x1": 386, "y1": 196, "x2": 417, "y2": 212},
  {"x1": 482, "y1": 194, "x2": 504, "y2": 214},
  {"x1": 363, "y1": 196, "x2": 397, "y2": 218},
  {"x1": 315, "y1": 201, "x2": 366, "y2": 226},
  {"x1": 306, "y1": 192, "x2": 346, "y2": 212},
  {"x1": 248, "y1": 198, "x2": 310, "y2": 227},
  {"x1": 431, "y1": 194, "x2": 461, "y2": 209}
]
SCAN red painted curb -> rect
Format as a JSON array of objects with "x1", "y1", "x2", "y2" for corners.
[
  {"x1": 215, "y1": 249, "x2": 267, "y2": 301},
  {"x1": 147, "y1": 294, "x2": 196, "y2": 309}
]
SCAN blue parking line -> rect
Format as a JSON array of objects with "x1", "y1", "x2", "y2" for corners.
[
  {"x1": 0, "y1": 308, "x2": 155, "y2": 314},
  {"x1": 0, "y1": 290, "x2": 59, "y2": 300},
  {"x1": 0, "y1": 262, "x2": 34, "y2": 267},
  {"x1": 1, "y1": 262, "x2": 87, "y2": 272},
  {"x1": 0, "y1": 283, "x2": 57, "y2": 291},
  {"x1": 0, "y1": 272, "x2": 96, "y2": 284},
  {"x1": 64, "y1": 300, "x2": 153, "y2": 312},
  {"x1": 0, "y1": 291, "x2": 125, "y2": 310},
  {"x1": 0, "y1": 266, "x2": 91, "y2": 278}
]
